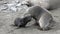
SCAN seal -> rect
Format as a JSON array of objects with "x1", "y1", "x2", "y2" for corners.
[{"x1": 14, "y1": 6, "x2": 53, "y2": 30}]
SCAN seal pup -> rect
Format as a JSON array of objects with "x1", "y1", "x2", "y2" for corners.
[{"x1": 14, "y1": 6, "x2": 53, "y2": 30}]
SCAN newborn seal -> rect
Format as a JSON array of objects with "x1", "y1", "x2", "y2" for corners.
[{"x1": 14, "y1": 6, "x2": 53, "y2": 30}]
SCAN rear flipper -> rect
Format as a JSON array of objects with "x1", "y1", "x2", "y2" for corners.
[
  {"x1": 38, "y1": 10, "x2": 53, "y2": 31},
  {"x1": 39, "y1": 19, "x2": 55, "y2": 31}
]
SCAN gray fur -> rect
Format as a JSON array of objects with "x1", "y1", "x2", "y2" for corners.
[
  {"x1": 14, "y1": 6, "x2": 53, "y2": 30},
  {"x1": 26, "y1": 6, "x2": 53, "y2": 30}
]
